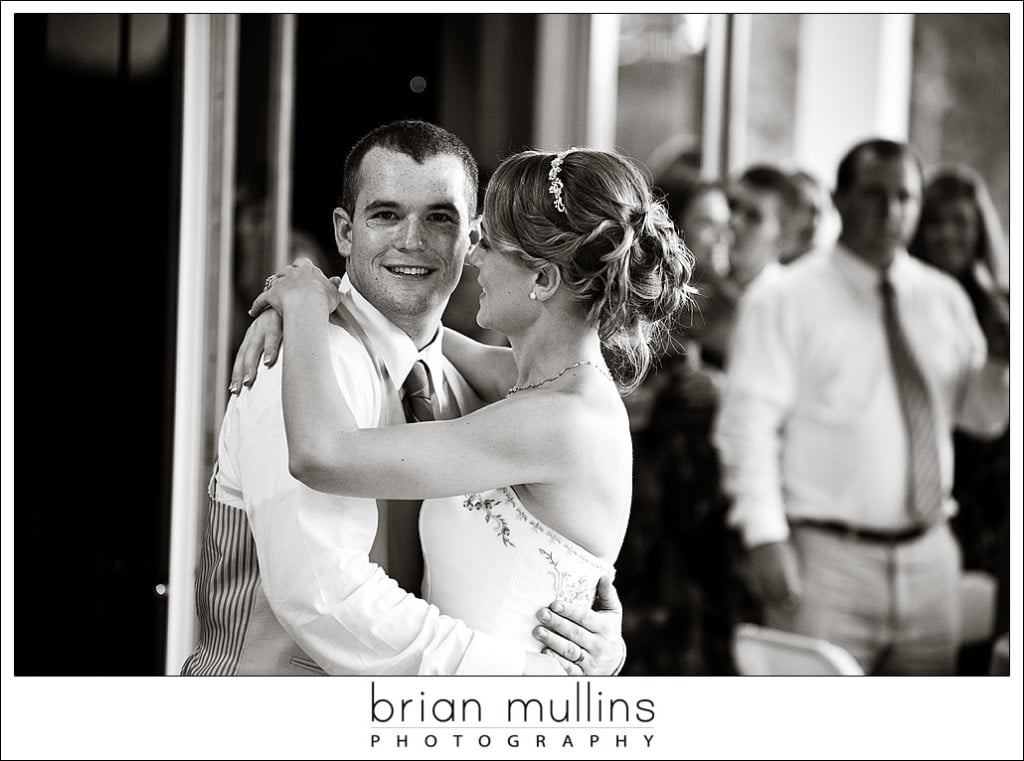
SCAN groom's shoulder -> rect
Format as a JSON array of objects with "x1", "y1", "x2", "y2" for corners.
[
  {"x1": 325, "y1": 320, "x2": 385, "y2": 402},
  {"x1": 326, "y1": 318, "x2": 378, "y2": 370},
  {"x1": 233, "y1": 322, "x2": 375, "y2": 412}
]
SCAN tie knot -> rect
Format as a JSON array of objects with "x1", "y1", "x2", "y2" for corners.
[{"x1": 404, "y1": 360, "x2": 431, "y2": 394}]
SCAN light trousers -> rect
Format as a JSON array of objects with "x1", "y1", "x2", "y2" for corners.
[{"x1": 764, "y1": 522, "x2": 961, "y2": 675}]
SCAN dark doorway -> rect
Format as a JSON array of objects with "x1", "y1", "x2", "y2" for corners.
[{"x1": 15, "y1": 14, "x2": 182, "y2": 675}]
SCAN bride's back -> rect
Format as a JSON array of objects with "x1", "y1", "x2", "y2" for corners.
[
  {"x1": 512, "y1": 376, "x2": 632, "y2": 563},
  {"x1": 419, "y1": 372, "x2": 627, "y2": 650}
]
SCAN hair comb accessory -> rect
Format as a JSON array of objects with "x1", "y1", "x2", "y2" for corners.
[{"x1": 548, "y1": 147, "x2": 578, "y2": 214}]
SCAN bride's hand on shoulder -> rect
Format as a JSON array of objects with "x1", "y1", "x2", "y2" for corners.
[
  {"x1": 532, "y1": 576, "x2": 626, "y2": 676},
  {"x1": 230, "y1": 259, "x2": 341, "y2": 393},
  {"x1": 249, "y1": 257, "x2": 341, "y2": 318}
]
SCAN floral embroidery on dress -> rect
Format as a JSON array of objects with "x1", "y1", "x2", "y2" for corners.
[
  {"x1": 461, "y1": 487, "x2": 613, "y2": 604},
  {"x1": 539, "y1": 548, "x2": 566, "y2": 595},
  {"x1": 462, "y1": 492, "x2": 515, "y2": 547},
  {"x1": 539, "y1": 548, "x2": 597, "y2": 604}
]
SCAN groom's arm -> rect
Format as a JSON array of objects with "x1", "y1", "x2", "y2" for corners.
[
  {"x1": 253, "y1": 500, "x2": 530, "y2": 675},
  {"x1": 441, "y1": 327, "x2": 517, "y2": 403}
]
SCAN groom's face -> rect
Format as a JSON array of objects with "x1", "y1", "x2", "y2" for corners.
[{"x1": 333, "y1": 147, "x2": 478, "y2": 325}]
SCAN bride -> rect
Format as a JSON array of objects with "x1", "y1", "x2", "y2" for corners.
[{"x1": 246, "y1": 147, "x2": 694, "y2": 671}]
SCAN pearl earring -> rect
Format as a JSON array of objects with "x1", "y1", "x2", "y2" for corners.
[{"x1": 529, "y1": 292, "x2": 537, "y2": 300}]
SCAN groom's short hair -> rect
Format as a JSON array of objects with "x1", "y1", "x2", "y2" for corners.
[{"x1": 341, "y1": 120, "x2": 479, "y2": 217}]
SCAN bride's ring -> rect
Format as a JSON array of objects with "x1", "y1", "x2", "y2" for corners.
[
  {"x1": 263, "y1": 274, "x2": 278, "y2": 291},
  {"x1": 572, "y1": 652, "x2": 585, "y2": 666}
]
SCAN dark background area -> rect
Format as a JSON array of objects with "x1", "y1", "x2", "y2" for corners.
[{"x1": 15, "y1": 14, "x2": 182, "y2": 674}]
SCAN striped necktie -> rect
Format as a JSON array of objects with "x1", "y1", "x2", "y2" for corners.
[
  {"x1": 380, "y1": 360, "x2": 437, "y2": 593},
  {"x1": 402, "y1": 360, "x2": 436, "y2": 423},
  {"x1": 880, "y1": 276, "x2": 943, "y2": 525}
]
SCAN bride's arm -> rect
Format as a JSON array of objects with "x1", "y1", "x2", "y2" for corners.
[
  {"x1": 259, "y1": 274, "x2": 580, "y2": 500},
  {"x1": 288, "y1": 313, "x2": 575, "y2": 498},
  {"x1": 442, "y1": 327, "x2": 516, "y2": 403},
  {"x1": 231, "y1": 281, "x2": 517, "y2": 402},
  {"x1": 290, "y1": 396, "x2": 575, "y2": 499}
]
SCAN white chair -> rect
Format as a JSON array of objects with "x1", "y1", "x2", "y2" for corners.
[
  {"x1": 959, "y1": 569, "x2": 1007, "y2": 675},
  {"x1": 959, "y1": 569, "x2": 997, "y2": 646},
  {"x1": 732, "y1": 623, "x2": 864, "y2": 675},
  {"x1": 988, "y1": 632, "x2": 1009, "y2": 676}
]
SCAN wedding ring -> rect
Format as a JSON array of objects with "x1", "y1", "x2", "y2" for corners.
[
  {"x1": 263, "y1": 274, "x2": 278, "y2": 291},
  {"x1": 572, "y1": 652, "x2": 585, "y2": 666}
]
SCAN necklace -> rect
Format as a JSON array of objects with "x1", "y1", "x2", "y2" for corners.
[{"x1": 506, "y1": 360, "x2": 614, "y2": 396}]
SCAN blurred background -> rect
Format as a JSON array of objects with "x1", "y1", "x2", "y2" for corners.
[{"x1": 14, "y1": 12, "x2": 1010, "y2": 675}]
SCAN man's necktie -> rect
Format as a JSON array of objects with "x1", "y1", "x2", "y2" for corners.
[
  {"x1": 384, "y1": 360, "x2": 436, "y2": 593},
  {"x1": 880, "y1": 277, "x2": 943, "y2": 525},
  {"x1": 402, "y1": 360, "x2": 436, "y2": 423}
]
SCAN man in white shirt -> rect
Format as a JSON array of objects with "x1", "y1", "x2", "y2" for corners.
[
  {"x1": 696, "y1": 165, "x2": 798, "y2": 370},
  {"x1": 182, "y1": 121, "x2": 624, "y2": 675},
  {"x1": 713, "y1": 139, "x2": 1009, "y2": 674},
  {"x1": 726, "y1": 165, "x2": 798, "y2": 291}
]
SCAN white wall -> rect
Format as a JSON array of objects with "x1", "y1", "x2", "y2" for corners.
[{"x1": 794, "y1": 14, "x2": 914, "y2": 188}]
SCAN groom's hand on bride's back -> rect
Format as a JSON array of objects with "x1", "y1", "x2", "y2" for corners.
[{"x1": 531, "y1": 576, "x2": 626, "y2": 676}]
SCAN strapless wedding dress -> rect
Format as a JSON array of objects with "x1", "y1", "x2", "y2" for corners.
[{"x1": 420, "y1": 487, "x2": 615, "y2": 651}]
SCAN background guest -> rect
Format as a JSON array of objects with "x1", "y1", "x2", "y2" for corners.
[{"x1": 908, "y1": 164, "x2": 1011, "y2": 656}]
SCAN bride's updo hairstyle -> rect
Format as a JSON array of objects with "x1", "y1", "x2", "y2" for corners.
[{"x1": 484, "y1": 148, "x2": 696, "y2": 392}]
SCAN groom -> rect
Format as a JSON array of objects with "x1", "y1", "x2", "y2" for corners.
[{"x1": 183, "y1": 120, "x2": 625, "y2": 675}]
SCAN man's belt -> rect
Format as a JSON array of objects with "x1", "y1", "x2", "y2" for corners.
[{"x1": 791, "y1": 518, "x2": 934, "y2": 544}]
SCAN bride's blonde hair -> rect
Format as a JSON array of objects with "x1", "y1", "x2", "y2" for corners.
[{"x1": 484, "y1": 148, "x2": 696, "y2": 392}]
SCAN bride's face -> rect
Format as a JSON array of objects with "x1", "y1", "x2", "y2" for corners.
[{"x1": 468, "y1": 221, "x2": 537, "y2": 334}]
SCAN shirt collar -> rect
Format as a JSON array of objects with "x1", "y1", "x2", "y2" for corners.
[
  {"x1": 338, "y1": 275, "x2": 446, "y2": 391},
  {"x1": 833, "y1": 241, "x2": 912, "y2": 298}
]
